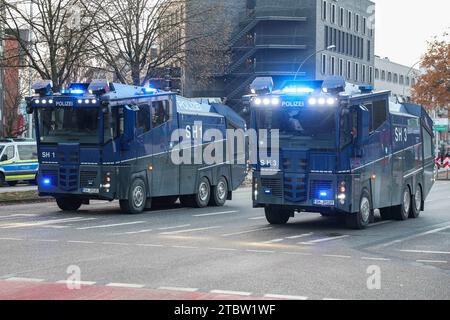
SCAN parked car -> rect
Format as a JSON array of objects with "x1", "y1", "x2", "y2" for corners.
[{"x1": 0, "y1": 138, "x2": 39, "y2": 187}]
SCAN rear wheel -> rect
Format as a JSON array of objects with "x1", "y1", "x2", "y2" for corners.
[
  {"x1": 119, "y1": 178, "x2": 147, "y2": 214},
  {"x1": 410, "y1": 185, "x2": 422, "y2": 219},
  {"x1": 392, "y1": 186, "x2": 411, "y2": 221},
  {"x1": 6, "y1": 181, "x2": 18, "y2": 187},
  {"x1": 180, "y1": 177, "x2": 211, "y2": 208},
  {"x1": 0, "y1": 173, "x2": 5, "y2": 187},
  {"x1": 346, "y1": 190, "x2": 372, "y2": 229},
  {"x1": 56, "y1": 197, "x2": 83, "y2": 211},
  {"x1": 265, "y1": 205, "x2": 291, "y2": 225},
  {"x1": 209, "y1": 177, "x2": 228, "y2": 207}
]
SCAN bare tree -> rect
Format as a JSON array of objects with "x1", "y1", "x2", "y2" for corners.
[
  {"x1": 85, "y1": 0, "x2": 231, "y2": 87},
  {"x1": 0, "y1": 0, "x2": 101, "y2": 91}
]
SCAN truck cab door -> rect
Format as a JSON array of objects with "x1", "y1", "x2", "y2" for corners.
[{"x1": 151, "y1": 99, "x2": 180, "y2": 197}]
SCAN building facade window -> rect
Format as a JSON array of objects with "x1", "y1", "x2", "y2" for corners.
[
  {"x1": 330, "y1": 56, "x2": 336, "y2": 75},
  {"x1": 381, "y1": 70, "x2": 386, "y2": 81},
  {"x1": 393, "y1": 73, "x2": 398, "y2": 83},
  {"x1": 387, "y1": 72, "x2": 392, "y2": 82},
  {"x1": 367, "y1": 40, "x2": 371, "y2": 61},
  {"x1": 331, "y1": 4, "x2": 336, "y2": 24},
  {"x1": 322, "y1": 1, "x2": 327, "y2": 20},
  {"x1": 339, "y1": 7, "x2": 344, "y2": 26},
  {"x1": 375, "y1": 68, "x2": 379, "y2": 79},
  {"x1": 339, "y1": 59, "x2": 344, "y2": 76},
  {"x1": 362, "y1": 65, "x2": 366, "y2": 82},
  {"x1": 363, "y1": 17, "x2": 367, "y2": 35},
  {"x1": 321, "y1": 54, "x2": 327, "y2": 74},
  {"x1": 406, "y1": 77, "x2": 410, "y2": 86},
  {"x1": 347, "y1": 61, "x2": 351, "y2": 80},
  {"x1": 355, "y1": 14, "x2": 360, "y2": 33},
  {"x1": 369, "y1": 66, "x2": 373, "y2": 83},
  {"x1": 354, "y1": 63, "x2": 359, "y2": 81},
  {"x1": 347, "y1": 11, "x2": 352, "y2": 29}
]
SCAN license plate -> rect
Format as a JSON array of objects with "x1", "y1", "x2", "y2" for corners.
[
  {"x1": 314, "y1": 200, "x2": 335, "y2": 206},
  {"x1": 82, "y1": 188, "x2": 99, "y2": 194}
]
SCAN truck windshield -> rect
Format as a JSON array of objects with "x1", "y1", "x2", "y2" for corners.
[
  {"x1": 255, "y1": 107, "x2": 337, "y2": 150},
  {"x1": 38, "y1": 108, "x2": 100, "y2": 144}
]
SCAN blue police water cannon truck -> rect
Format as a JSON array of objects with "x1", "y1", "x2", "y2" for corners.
[
  {"x1": 248, "y1": 76, "x2": 435, "y2": 229},
  {"x1": 26, "y1": 80, "x2": 247, "y2": 214}
]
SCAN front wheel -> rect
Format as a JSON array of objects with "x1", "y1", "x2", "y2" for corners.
[
  {"x1": 56, "y1": 197, "x2": 83, "y2": 211},
  {"x1": 265, "y1": 205, "x2": 291, "y2": 225},
  {"x1": 346, "y1": 190, "x2": 373, "y2": 229},
  {"x1": 410, "y1": 186, "x2": 422, "y2": 219},
  {"x1": 120, "y1": 178, "x2": 147, "y2": 214}
]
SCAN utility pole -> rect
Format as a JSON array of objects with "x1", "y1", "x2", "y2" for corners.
[{"x1": 27, "y1": 0, "x2": 34, "y2": 139}]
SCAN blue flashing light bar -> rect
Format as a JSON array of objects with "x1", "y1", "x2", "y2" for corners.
[
  {"x1": 282, "y1": 86, "x2": 315, "y2": 94},
  {"x1": 142, "y1": 86, "x2": 157, "y2": 94},
  {"x1": 70, "y1": 89, "x2": 85, "y2": 95}
]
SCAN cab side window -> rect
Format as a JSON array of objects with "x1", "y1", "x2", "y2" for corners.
[
  {"x1": 152, "y1": 100, "x2": 171, "y2": 128},
  {"x1": 137, "y1": 104, "x2": 151, "y2": 134},
  {"x1": 365, "y1": 99, "x2": 388, "y2": 134},
  {"x1": 18, "y1": 145, "x2": 37, "y2": 161},
  {"x1": 2, "y1": 146, "x2": 15, "y2": 161}
]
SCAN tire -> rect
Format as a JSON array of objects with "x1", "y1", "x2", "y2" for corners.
[
  {"x1": 346, "y1": 190, "x2": 373, "y2": 229},
  {"x1": 56, "y1": 197, "x2": 83, "y2": 211},
  {"x1": 410, "y1": 185, "x2": 422, "y2": 219},
  {"x1": 7, "y1": 181, "x2": 18, "y2": 187},
  {"x1": 209, "y1": 176, "x2": 228, "y2": 207},
  {"x1": 0, "y1": 173, "x2": 5, "y2": 187},
  {"x1": 119, "y1": 178, "x2": 147, "y2": 214},
  {"x1": 379, "y1": 207, "x2": 392, "y2": 220},
  {"x1": 392, "y1": 186, "x2": 411, "y2": 221},
  {"x1": 180, "y1": 177, "x2": 211, "y2": 208},
  {"x1": 265, "y1": 205, "x2": 291, "y2": 225}
]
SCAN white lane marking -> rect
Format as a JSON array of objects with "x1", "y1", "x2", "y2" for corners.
[
  {"x1": 0, "y1": 214, "x2": 39, "y2": 220},
  {"x1": 158, "y1": 286, "x2": 199, "y2": 292},
  {"x1": 172, "y1": 245, "x2": 199, "y2": 249},
  {"x1": 300, "y1": 235, "x2": 350, "y2": 245},
  {"x1": 6, "y1": 277, "x2": 44, "y2": 282},
  {"x1": 158, "y1": 224, "x2": 191, "y2": 231},
  {"x1": 361, "y1": 257, "x2": 391, "y2": 261},
  {"x1": 282, "y1": 252, "x2": 313, "y2": 256},
  {"x1": 376, "y1": 224, "x2": 450, "y2": 248},
  {"x1": 400, "y1": 250, "x2": 450, "y2": 255},
  {"x1": 193, "y1": 211, "x2": 237, "y2": 217},
  {"x1": 30, "y1": 239, "x2": 59, "y2": 243},
  {"x1": 106, "y1": 283, "x2": 145, "y2": 289},
  {"x1": 160, "y1": 226, "x2": 222, "y2": 235},
  {"x1": 222, "y1": 227, "x2": 273, "y2": 237},
  {"x1": 264, "y1": 294, "x2": 308, "y2": 300},
  {"x1": 0, "y1": 237, "x2": 24, "y2": 241},
  {"x1": 67, "y1": 240, "x2": 95, "y2": 244},
  {"x1": 248, "y1": 216, "x2": 266, "y2": 220},
  {"x1": 210, "y1": 290, "x2": 252, "y2": 296},
  {"x1": 115, "y1": 229, "x2": 153, "y2": 235},
  {"x1": 77, "y1": 221, "x2": 146, "y2": 230},
  {"x1": 56, "y1": 280, "x2": 96, "y2": 286},
  {"x1": 286, "y1": 233, "x2": 314, "y2": 240},
  {"x1": 263, "y1": 239, "x2": 284, "y2": 244},
  {"x1": 246, "y1": 249, "x2": 275, "y2": 254},
  {"x1": 323, "y1": 298, "x2": 343, "y2": 300},
  {"x1": 207, "y1": 247, "x2": 238, "y2": 252},
  {"x1": 1, "y1": 217, "x2": 97, "y2": 229},
  {"x1": 101, "y1": 242, "x2": 129, "y2": 246},
  {"x1": 322, "y1": 254, "x2": 352, "y2": 259},
  {"x1": 136, "y1": 244, "x2": 165, "y2": 248},
  {"x1": 416, "y1": 260, "x2": 448, "y2": 264}
]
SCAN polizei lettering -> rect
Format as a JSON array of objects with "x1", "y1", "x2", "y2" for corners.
[
  {"x1": 281, "y1": 100, "x2": 304, "y2": 107},
  {"x1": 55, "y1": 100, "x2": 74, "y2": 107}
]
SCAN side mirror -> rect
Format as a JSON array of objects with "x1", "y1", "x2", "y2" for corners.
[{"x1": 356, "y1": 106, "x2": 370, "y2": 156}]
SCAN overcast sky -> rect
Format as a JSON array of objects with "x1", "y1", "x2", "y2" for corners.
[{"x1": 373, "y1": 0, "x2": 450, "y2": 67}]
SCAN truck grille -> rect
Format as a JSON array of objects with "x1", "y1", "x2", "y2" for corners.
[
  {"x1": 284, "y1": 174, "x2": 307, "y2": 202},
  {"x1": 80, "y1": 171, "x2": 98, "y2": 188},
  {"x1": 59, "y1": 167, "x2": 78, "y2": 191},
  {"x1": 261, "y1": 178, "x2": 282, "y2": 197},
  {"x1": 309, "y1": 180, "x2": 334, "y2": 200}
]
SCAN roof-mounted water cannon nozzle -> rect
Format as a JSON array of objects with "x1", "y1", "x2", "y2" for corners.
[
  {"x1": 87, "y1": 79, "x2": 111, "y2": 96},
  {"x1": 32, "y1": 80, "x2": 53, "y2": 97},
  {"x1": 322, "y1": 76, "x2": 346, "y2": 94},
  {"x1": 250, "y1": 77, "x2": 274, "y2": 95}
]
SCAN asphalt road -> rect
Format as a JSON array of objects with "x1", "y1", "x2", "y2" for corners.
[{"x1": 0, "y1": 181, "x2": 449, "y2": 300}]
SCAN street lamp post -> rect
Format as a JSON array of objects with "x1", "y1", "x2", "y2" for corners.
[
  {"x1": 293, "y1": 45, "x2": 336, "y2": 81},
  {"x1": 402, "y1": 60, "x2": 421, "y2": 99},
  {"x1": 27, "y1": 0, "x2": 34, "y2": 139}
]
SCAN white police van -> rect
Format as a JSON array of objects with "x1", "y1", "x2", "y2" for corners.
[{"x1": 0, "y1": 139, "x2": 39, "y2": 187}]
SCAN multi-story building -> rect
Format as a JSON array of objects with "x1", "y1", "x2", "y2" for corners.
[
  {"x1": 374, "y1": 56, "x2": 420, "y2": 102},
  {"x1": 180, "y1": 0, "x2": 375, "y2": 107}
]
